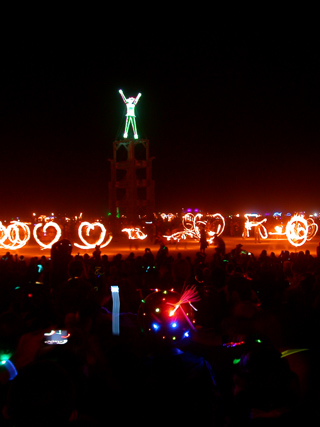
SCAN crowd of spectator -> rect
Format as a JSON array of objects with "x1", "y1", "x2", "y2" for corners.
[{"x1": 1, "y1": 238, "x2": 320, "y2": 425}]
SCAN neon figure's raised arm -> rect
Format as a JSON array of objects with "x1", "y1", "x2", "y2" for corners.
[
  {"x1": 134, "y1": 93, "x2": 142, "y2": 105},
  {"x1": 119, "y1": 89, "x2": 127, "y2": 104}
]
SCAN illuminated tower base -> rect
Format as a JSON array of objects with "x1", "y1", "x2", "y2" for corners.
[{"x1": 108, "y1": 139, "x2": 155, "y2": 220}]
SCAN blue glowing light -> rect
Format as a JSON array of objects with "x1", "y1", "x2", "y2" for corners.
[
  {"x1": 171, "y1": 322, "x2": 177, "y2": 328},
  {"x1": 152, "y1": 323, "x2": 160, "y2": 331}
]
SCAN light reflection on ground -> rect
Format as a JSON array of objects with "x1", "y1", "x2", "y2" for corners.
[{"x1": 2, "y1": 235, "x2": 319, "y2": 263}]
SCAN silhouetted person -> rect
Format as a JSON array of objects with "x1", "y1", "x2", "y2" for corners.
[{"x1": 200, "y1": 226, "x2": 208, "y2": 254}]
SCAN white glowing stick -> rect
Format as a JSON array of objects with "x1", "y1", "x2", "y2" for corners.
[
  {"x1": 74, "y1": 221, "x2": 112, "y2": 249},
  {"x1": 111, "y1": 286, "x2": 120, "y2": 335},
  {"x1": 33, "y1": 221, "x2": 62, "y2": 249},
  {"x1": 44, "y1": 330, "x2": 56, "y2": 336},
  {"x1": 286, "y1": 215, "x2": 308, "y2": 247}
]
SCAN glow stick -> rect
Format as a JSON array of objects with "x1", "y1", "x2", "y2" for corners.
[
  {"x1": 111, "y1": 286, "x2": 120, "y2": 335},
  {"x1": 281, "y1": 348, "x2": 309, "y2": 358},
  {"x1": 1, "y1": 360, "x2": 18, "y2": 380}
]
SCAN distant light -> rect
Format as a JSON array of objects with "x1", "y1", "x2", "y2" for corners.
[{"x1": 152, "y1": 323, "x2": 160, "y2": 331}]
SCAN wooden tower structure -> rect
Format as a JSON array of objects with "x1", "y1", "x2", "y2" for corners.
[{"x1": 108, "y1": 138, "x2": 155, "y2": 220}]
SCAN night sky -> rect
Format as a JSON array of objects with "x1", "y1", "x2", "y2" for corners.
[{"x1": 1, "y1": 18, "x2": 319, "y2": 219}]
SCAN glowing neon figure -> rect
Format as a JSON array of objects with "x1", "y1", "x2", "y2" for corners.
[
  {"x1": 119, "y1": 89, "x2": 141, "y2": 139},
  {"x1": 75, "y1": 221, "x2": 113, "y2": 250},
  {"x1": 33, "y1": 221, "x2": 62, "y2": 250}
]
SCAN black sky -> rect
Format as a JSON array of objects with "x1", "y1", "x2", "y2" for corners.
[{"x1": 1, "y1": 17, "x2": 319, "y2": 219}]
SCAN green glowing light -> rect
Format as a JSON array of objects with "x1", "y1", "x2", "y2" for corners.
[
  {"x1": 0, "y1": 353, "x2": 12, "y2": 362},
  {"x1": 233, "y1": 358, "x2": 241, "y2": 365}
]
